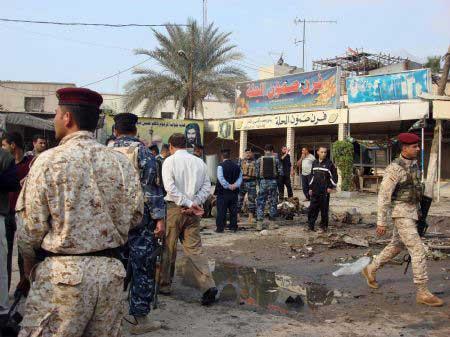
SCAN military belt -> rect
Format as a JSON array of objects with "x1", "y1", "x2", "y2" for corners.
[{"x1": 39, "y1": 247, "x2": 123, "y2": 261}]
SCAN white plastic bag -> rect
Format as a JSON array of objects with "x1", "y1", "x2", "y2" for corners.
[{"x1": 332, "y1": 256, "x2": 371, "y2": 277}]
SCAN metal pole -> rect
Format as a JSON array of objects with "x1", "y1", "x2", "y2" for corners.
[
  {"x1": 437, "y1": 120, "x2": 442, "y2": 202},
  {"x1": 421, "y1": 126, "x2": 425, "y2": 182},
  {"x1": 302, "y1": 20, "x2": 306, "y2": 71}
]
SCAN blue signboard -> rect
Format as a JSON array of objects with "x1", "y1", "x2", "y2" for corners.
[
  {"x1": 235, "y1": 67, "x2": 340, "y2": 116},
  {"x1": 346, "y1": 69, "x2": 431, "y2": 105}
]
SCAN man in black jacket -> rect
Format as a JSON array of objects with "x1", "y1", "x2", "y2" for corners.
[
  {"x1": 307, "y1": 147, "x2": 338, "y2": 233},
  {"x1": 215, "y1": 149, "x2": 243, "y2": 232}
]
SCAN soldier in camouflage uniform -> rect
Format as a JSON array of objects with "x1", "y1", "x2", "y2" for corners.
[
  {"x1": 255, "y1": 144, "x2": 282, "y2": 230},
  {"x1": 17, "y1": 88, "x2": 144, "y2": 337},
  {"x1": 362, "y1": 133, "x2": 444, "y2": 307},
  {"x1": 238, "y1": 147, "x2": 257, "y2": 224},
  {"x1": 112, "y1": 113, "x2": 166, "y2": 334}
]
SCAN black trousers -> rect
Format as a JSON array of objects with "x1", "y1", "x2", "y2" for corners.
[
  {"x1": 5, "y1": 213, "x2": 24, "y2": 291},
  {"x1": 216, "y1": 192, "x2": 239, "y2": 231},
  {"x1": 307, "y1": 193, "x2": 330, "y2": 230},
  {"x1": 278, "y1": 175, "x2": 293, "y2": 199},
  {"x1": 301, "y1": 174, "x2": 312, "y2": 200}
]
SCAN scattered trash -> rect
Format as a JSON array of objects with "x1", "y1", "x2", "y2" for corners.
[
  {"x1": 325, "y1": 319, "x2": 335, "y2": 324},
  {"x1": 259, "y1": 230, "x2": 269, "y2": 236},
  {"x1": 332, "y1": 256, "x2": 371, "y2": 277},
  {"x1": 327, "y1": 234, "x2": 369, "y2": 248}
]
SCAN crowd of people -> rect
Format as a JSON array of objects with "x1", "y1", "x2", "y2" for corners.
[
  {"x1": 0, "y1": 87, "x2": 443, "y2": 337},
  {"x1": 214, "y1": 144, "x2": 338, "y2": 233}
]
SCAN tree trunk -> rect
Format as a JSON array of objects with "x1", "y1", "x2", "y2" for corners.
[{"x1": 425, "y1": 45, "x2": 450, "y2": 198}]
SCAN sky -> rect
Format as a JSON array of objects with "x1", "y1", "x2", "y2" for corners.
[{"x1": 1, "y1": 0, "x2": 449, "y2": 94}]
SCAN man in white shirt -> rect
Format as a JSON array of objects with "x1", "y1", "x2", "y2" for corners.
[
  {"x1": 297, "y1": 147, "x2": 316, "y2": 201},
  {"x1": 161, "y1": 133, "x2": 217, "y2": 305}
]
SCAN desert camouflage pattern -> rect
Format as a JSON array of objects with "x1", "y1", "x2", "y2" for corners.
[
  {"x1": 16, "y1": 131, "x2": 143, "y2": 337},
  {"x1": 377, "y1": 156, "x2": 420, "y2": 228},
  {"x1": 371, "y1": 217, "x2": 428, "y2": 284},
  {"x1": 19, "y1": 256, "x2": 126, "y2": 337},
  {"x1": 16, "y1": 131, "x2": 144, "y2": 259}
]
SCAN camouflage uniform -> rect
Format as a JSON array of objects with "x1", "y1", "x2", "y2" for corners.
[
  {"x1": 237, "y1": 158, "x2": 257, "y2": 215},
  {"x1": 255, "y1": 154, "x2": 281, "y2": 221},
  {"x1": 370, "y1": 156, "x2": 427, "y2": 284},
  {"x1": 16, "y1": 131, "x2": 144, "y2": 337},
  {"x1": 113, "y1": 136, "x2": 165, "y2": 317}
]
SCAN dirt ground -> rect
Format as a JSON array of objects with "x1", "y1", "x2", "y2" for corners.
[
  {"x1": 8, "y1": 194, "x2": 450, "y2": 337},
  {"x1": 142, "y1": 194, "x2": 450, "y2": 337}
]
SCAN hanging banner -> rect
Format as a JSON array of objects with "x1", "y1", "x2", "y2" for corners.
[
  {"x1": 346, "y1": 69, "x2": 431, "y2": 105},
  {"x1": 234, "y1": 109, "x2": 346, "y2": 131},
  {"x1": 235, "y1": 67, "x2": 340, "y2": 116},
  {"x1": 217, "y1": 120, "x2": 234, "y2": 140},
  {"x1": 105, "y1": 115, "x2": 204, "y2": 150}
]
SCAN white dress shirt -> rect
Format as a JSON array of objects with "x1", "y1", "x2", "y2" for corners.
[{"x1": 162, "y1": 149, "x2": 211, "y2": 208}]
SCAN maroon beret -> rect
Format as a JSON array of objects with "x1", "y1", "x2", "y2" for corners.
[
  {"x1": 398, "y1": 132, "x2": 419, "y2": 144},
  {"x1": 56, "y1": 87, "x2": 103, "y2": 108}
]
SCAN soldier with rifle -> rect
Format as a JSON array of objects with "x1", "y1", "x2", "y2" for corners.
[{"x1": 362, "y1": 132, "x2": 444, "y2": 307}]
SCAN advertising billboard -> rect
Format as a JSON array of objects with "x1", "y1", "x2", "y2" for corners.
[
  {"x1": 346, "y1": 69, "x2": 431, "y2": 105},
  {"x1": 235, "y1": 67, "x2": 340, "y2": 116},
  {"x1": 105, "y1": 115, "x2": 204, "y2": 150}
]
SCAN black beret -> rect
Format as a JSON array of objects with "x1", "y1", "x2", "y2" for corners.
[{"x1": 113, "y1": 113, "x2": 138, "y2": 129}]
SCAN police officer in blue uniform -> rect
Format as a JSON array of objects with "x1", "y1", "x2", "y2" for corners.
[
  {"x1": 112, "y1": 113, "x2": 166, "y2": 334},
  {"x1": 255, "y1": 144, "x2": 282, "y2": 230}
]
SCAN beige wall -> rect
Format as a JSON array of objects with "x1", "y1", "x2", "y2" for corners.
[
  {"x1": 0, "y1": 81, "x2": 75, "y2": 113},
  {"x1": 101, "y1": 93, "x2": 233, "y2": 120}
]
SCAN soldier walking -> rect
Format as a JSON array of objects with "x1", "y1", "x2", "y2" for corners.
[
  {"x1": 255, "y1": 144, "x2": 281, "y2": 230},
  {"x1": 16, "y1": 88, "x2": 144, "y2": 337},
  {"x1": 112, "y1": 113, "x2": 166, "y2": 334},
  {"x1": 238, "y1": 147, "x2": 257, "y2": 224},
  {"x1": 362, "y1": 133, "x2": 444, "y2": 307}
]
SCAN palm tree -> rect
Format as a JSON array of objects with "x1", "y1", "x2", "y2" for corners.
[
  {"x1": 424, "y1": 56, "x2": 441, "y2": 73},
  {"x1": 124, "y1": 19, "x2": 247, "y2": 119}
]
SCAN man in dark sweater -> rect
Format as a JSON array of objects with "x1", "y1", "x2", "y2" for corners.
[
  {"x1": 307, "y1": 147, "x2": 338, "y2": 233},
  {"x1": 215, "y1": 149, "x2": 243, "y2": 233},
  {"x1": 278, "y1": 146, "x2": 293, "y2": 200}
]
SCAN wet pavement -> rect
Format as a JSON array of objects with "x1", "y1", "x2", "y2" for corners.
[{"x1": 176, "y1": 259, "x2": 339, "y2": 318}]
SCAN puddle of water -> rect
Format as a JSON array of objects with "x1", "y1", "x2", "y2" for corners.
[{"x1": 178, "y1": 259, "x2": 337, "y2": 316}]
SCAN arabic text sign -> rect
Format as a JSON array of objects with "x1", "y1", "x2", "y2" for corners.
[
  {"x1": 235, "y1": 67, "x2": 340, "y2": 116},
  {"x1": 234, "y1": 109, "x2": 345, "y2": 131},
  {"x1": 346, "y1": 69, "x2": 431, "y2": 105}
]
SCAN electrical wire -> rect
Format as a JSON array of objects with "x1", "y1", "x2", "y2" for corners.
[
  {"x1": 0, "y1": 18, "x2": 188, "y2": 28},
  {"x1": 0, "y1": 57, "x2": 152, "y2": 96}
]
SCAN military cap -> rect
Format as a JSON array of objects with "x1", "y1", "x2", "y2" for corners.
[
  {"x1": 56, "y1": 87, "x2": 103, "y2": 108},
  {"x1": 398, "y1": 132, "x2": 419, "y2": 145},
  {"x1": 113, "y1": 113, "x2": 138, "y2": 130}
]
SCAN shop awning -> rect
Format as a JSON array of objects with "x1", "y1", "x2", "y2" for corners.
[{"x1": 0, "y1": 112, "x2": 54, "y2": 131}]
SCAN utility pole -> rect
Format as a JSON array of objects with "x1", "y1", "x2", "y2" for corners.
[
  {"x1": 203, "y1": 0, "x2": 207, "y2": 32},
  {"x1": 294, "y1": 18, "x2": 337, "y2": 71}
]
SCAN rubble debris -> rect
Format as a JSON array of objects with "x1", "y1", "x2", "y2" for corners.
[
  {"x1": 341, "y1": 235, "x2": 369, "y2": 247},
  {"x1": 259, "y1": 230, "x2": 269, "y2": 236},
  {"x1": 285, "y1": 295, "x2": 304, "y2": 308},
  {"x1": 331, "y1": 208, "x2": 362, "y2": 225},
  {"x1": 290, "y1": 245, "x2": 314, "y2": 258}
]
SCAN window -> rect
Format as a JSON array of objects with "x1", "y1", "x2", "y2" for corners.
[
  {"x1": 24, "y1": 97, "x2": 45, "y2": 112},
  {"x1": 161, "y1": 112, "x2": 174, "y2": 119}
]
